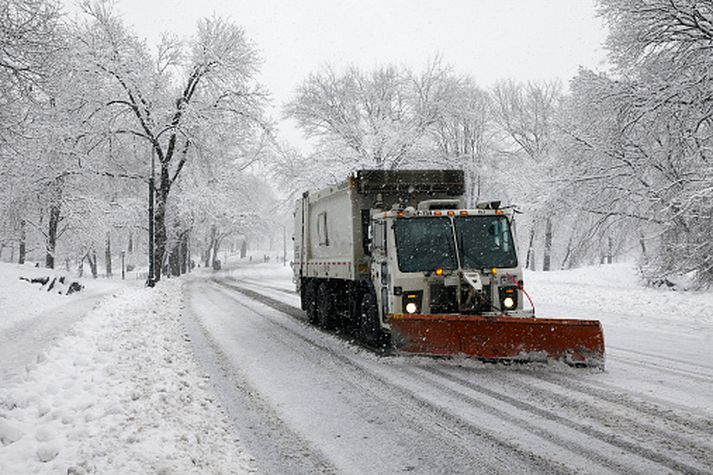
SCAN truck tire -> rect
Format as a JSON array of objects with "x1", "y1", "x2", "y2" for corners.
[
  {"x1": 359, "y1": 289, "x2": 383, "y2": 346},
  {"x1": 317, "y1": 282, "x2": 337, "y2": 329},
  {"x1": 304, "y1": 281, "x2": 318, "y2": 324}
]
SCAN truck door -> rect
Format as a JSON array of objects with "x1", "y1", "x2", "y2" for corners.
[{"x1": 372, "y1": 219, "x2": 389, "y2": 319}]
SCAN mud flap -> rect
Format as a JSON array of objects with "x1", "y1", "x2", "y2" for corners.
[{"x1": 389, "y1": 313, "x2": 605, "y2": 368}]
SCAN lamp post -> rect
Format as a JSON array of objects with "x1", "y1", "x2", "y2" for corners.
[{"x1": 147, "y1": 148, "x2": 156, "y2": 287}]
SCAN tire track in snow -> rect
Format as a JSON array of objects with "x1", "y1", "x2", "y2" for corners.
[
  {"x1": 538, "y1": 373, "x2": 713, "y2": 434},
  {"x1": 209, "y1": 285, "x2": 512, "y2": 474},
  {"x1": 213, "y1": 279, "x2": 572, "y2": 474},
  {"x1": 184, "y1": 282, "x2": 337, "y2": 474},
  {"x1": 402, "y1": 367, "x2": 640, "y2": 474},
  {"x1": 476, "y1": 369, "x2": 713, "y2": 469},
  {"x1": 607, "y1": 353, "x2": 713, "y2": 383},
  {"x1": 607, "y1": 346, "x2": 713, "y2": 373},
  {"x1": 235, "y1": 278, "x2": 297, "y2": 296},
  {"x1": 420, "y1": 367, "x2": 707, "y2": 475}
]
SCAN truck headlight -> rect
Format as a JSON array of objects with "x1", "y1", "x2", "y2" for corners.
[
  {"x1": 402, "y1": 290, "x2": 423, "y2": 314},
  {"x1": 499, "y1": 286, "x2": 518, "y2": 311}
]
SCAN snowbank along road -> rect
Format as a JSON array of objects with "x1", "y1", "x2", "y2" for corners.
[{"x1": 183, "y1": 263, "x2": 713, "y2": 474}]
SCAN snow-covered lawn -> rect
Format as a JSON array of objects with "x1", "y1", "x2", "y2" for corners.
[
  {"x1": 0, "y1": 264, "x2": 251, "y2": 474},
  {"x1": 0, "y1": 263, "x2": 108, "y2": 332},
  {"x1": 527, "y1": 262, "x2": 713, "y2": 335}
]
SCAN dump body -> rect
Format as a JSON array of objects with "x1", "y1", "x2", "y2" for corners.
[
  {"x1": 293, "y1": 170, "x2": 465, "y2": 287},
  {"x1": 293, "y1": 170, "x2": 605, "y2": 366}
]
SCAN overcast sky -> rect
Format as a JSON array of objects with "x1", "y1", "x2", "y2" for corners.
[{"x1": 66, "y1": 0, "x2": 610, "y2": 149}]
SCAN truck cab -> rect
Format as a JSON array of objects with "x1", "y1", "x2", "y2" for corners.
[{"x1": 368, "y1": 202, "x2": 530, "y2": 338}]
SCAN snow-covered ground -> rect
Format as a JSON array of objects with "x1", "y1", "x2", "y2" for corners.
[
  {"x1": 529, "y1": 263, "x2": 713, "y2": 416},
  {"x1": 2, "y1": 259, "x2": 712, "y2": 473},
  {"x1": 211, "y1": 260, "x2": 713, "y2": 472},
  {"x1": 0, "y1": 263, "x2": 251, "y2": 474},
  {"x1": 0, "y1": 263, "x2": 115, "y2": 332},
  {"x1": 0, "y1": 264, "x2": 126, "y2": 384},
  {"x1": 529, "y1": 263, "x2": 713, "y2": 335}
]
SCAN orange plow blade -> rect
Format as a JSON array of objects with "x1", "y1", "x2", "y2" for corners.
[{"x1": 389, "y1": 313, "x2": 605, "y2": 368}]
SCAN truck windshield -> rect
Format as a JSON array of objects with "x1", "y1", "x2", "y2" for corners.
[
  {"x1": 394, "y1": 217, "x2": 458, "y2": 272},
  {"x1": 454, "y1": 216, "x2": 517, "y2": 269}
]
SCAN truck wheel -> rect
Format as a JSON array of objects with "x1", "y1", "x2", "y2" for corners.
[
  {"x1": 359, "y1": 290, "x2": 382, "y2": 346},
  {"x1": 317, "y1": 282, "x2": 337, "y2": 329},
  {"x1": 304, "y1": 281, "x2": 318, "y2": 324}
]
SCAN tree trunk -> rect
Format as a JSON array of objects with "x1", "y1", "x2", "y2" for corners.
[
  {"x1": 186, "y1": 233, "x2": 191, "y2": 273},
  {"x1": 91, "y1": 250, "x2": 98, "y2": 278},
  {"x1": 86, "y1": 250, "x2": 98, "y2": 279},
  {"x1": 180, "y1": 232, "x2": 188, "y2": 274},
  {"x1": 78, "y1": 255, "x2": 84, "y2": 277},
  {"x1": 18, "y1": 219, "x2": 26, "y2": 264},
  {"x1": 153, "y1": 167, "x2": 171, "y2": 283},
  {"x1": 45, "y1": 203, "x2": 61, "y2": 269},
  {"x1": 128, "y1": 232, "x2": 133, "y2": 253},
  {"x1": 240, "y1": 240, "x2": 247, "y2": 258},
  {"x1": 212, "y1": 236, "x2": 222, "y2": 270},
  {"x1": 169, "y1": 239, "x2": 180, "y2": 276},
  {"x1": 543, "y1": 217, "x2": 553, "y2": 272},
  {"x1": 207, "y1": 224, "x2": 218, "y2": 267},
  {"x1": 560, "y1": 228, "x2": 575, "y2": 270},
  {"x1": 105, "y1": 232, "x2": 112, "y2": 277},
  {"x1": 526, "y1": 226, "x2": 536, "y2": 271}
]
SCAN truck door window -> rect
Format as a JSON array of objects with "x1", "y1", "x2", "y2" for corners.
[
  {"x1": 317, "y1": 212, "x2": 329, "y2": 246},
  {"x1": 373, "y1": 220, "x2": 386, "y2": 254}
]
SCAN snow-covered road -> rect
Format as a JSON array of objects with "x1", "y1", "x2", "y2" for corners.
[{"x1": 183, "y1": 264, "x2": 713, "y2": 474}]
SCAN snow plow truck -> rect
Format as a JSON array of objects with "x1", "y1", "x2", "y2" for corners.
[{"x1": 293, "y1": 170, "x2": 604, "y2": 367}]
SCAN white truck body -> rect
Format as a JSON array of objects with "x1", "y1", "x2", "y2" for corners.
[{"x1": 293, "y1": 178, "x2": 370, "y2": 285}]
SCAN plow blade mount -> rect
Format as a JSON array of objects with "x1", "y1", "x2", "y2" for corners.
[{"x1": 389, "y1": 313, "x2": 604, "y2": 367}]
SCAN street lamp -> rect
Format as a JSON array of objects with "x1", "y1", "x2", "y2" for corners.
[{"x1": 147, "y1": 147, "x2": 156, "y2": 287}]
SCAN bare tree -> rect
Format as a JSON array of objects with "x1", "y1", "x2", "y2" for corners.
[
  {"x1": 75, "y1": 2, "x2": 268, "y2": 282},
  {"x1": 430, "y1": 77, "x2": 493, "y2": 205},
  {"x1": 286, "y1": 58, "x2": 453, "y2": 171},
  {"x1": 0, "y1": 0, "x2": 61, "y2": 96},
  {"x1": 556, "y1": 0, "x2": 713, "y2": 286},
  {"x1": 491, "y1": 79, "x2": 562, "y2": 271}
]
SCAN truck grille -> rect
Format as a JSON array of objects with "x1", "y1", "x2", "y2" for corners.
[
  {"x1": 430, "y1": 283, "x2": 492, "y2": 314},
  {"x1": 429, "y1": 284, "x2": 457, "y2": 313}
]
